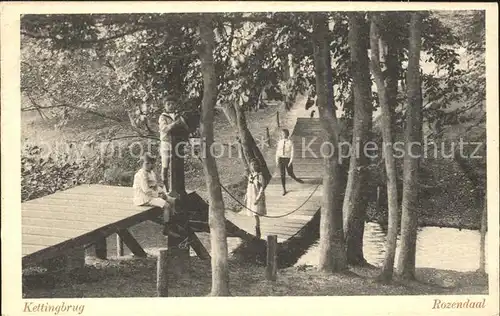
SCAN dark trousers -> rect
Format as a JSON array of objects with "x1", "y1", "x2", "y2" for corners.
[{"x1": 278, "y1": 157, "x2": 300, "y2": 190}]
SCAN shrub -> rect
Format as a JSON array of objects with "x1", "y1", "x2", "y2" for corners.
[
  {"x1": 21, "y1": 144, "x2": 104, "y2": 202},
  {"x1": 21, "y1": 138, "x2": 209, "y2": 202}
]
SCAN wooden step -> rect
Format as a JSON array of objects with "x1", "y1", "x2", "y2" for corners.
[
  {"x1": 259, "y1": 222, "x2": 308, "y2": 229},
  {"x1": 264, "y1": 186, "x2": 323, "y2": 193},
  {"x1": 286, "y1": 214, "x2": 319, "y2": 221},
  {"x1": 264, "y1": 210, "x2": 318, "y2": 218},
  {"x1": 264, "y1": 200, "x2": 321, "y2": 208},
  {"x1": 292, "y1": 172, "x2": 323, "y2": 179}
]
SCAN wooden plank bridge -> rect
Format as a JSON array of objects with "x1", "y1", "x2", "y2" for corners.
[
  {"x1": 21, "y1": 117, "x2": 324, "y2": 268},
  {"x1": 22, "y1": 185, "x2": 163, "y2": 267},
  {"x1": 224, "y1": 117, "x2": 324, "y2": 242}
]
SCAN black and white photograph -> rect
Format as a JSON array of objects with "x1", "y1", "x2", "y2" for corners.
[{"x1": 1, "y1": 2, "x2": 499, "y2": 316}]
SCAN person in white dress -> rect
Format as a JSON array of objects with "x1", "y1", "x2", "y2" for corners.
[
  {"x1": 245, "y1": 159, "x2": 267, "y2": 238},
  {"x1": 133, "y1": 153, "x2": 180, "y2": 237}
]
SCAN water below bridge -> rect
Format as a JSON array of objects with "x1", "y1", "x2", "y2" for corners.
[
  {"x1": 110, "y1": 221, "x2": 487, "y2": 273},
  {"x1": 295, "y1": 222, "x2": 489, "y2": 272}
]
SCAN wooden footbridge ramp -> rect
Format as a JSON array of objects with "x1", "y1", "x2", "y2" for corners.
[
  {"x1": 224, "y1": 117, "x2": 325, "y2": 247},
  {"x1": 21, "y1": 118, "x2": 324, "y2": 270}
]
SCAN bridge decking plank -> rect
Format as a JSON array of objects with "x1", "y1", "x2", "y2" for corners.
[
  {"x1": 22, "y1": 204, "x2": 147, "y2": 217},
  {"x1": 22, "y1": 185, "x2": 161, "y2": 266},
  {"x1": 22, "y1": 209, "x2": 122, "y2": 224}
]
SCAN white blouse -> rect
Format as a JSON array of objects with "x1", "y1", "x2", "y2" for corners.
[{"x1": 133, "y1": 168, "x2": 164, "y2": 206}]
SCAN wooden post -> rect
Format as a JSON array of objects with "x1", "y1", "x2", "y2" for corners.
[
  {"x1": 266, "y1": 235, "x2": 278, "y2": 281},
  {"x1": 157, "y1": 248, "x2": 168, "y2": 297},
  {"x1": 169, "y1": 128, "x2": 189, "y2": 197},
  {"x1": 276, "y1": 111, "x2": 280, "y2": 128},
  {"x1": 236, "y1": 138, "x2": 246, "y2": 165},
  {"x1": 117, "y1": 229, "x2": 147, "y2": 257},
  {"x1": 266, "y1": 127, "x2": 271, "y2": 147},
  {"x1": 188, "y1": 231, "x2": 211, "y2": 260},
  {"x1": 116, "y1": 234, "x2": 124, "y2": 257},
  {"x1": 164, "y1": 196, "x2": 190, "y2": 276},
  {"x1": 376, "y1": 186, "x2": 381, "y2": 214},
  {"x1": 84, "y1": 244, "x2": 93, "y2": 258},
  {"x1": 165, "y1": 120, "x2": 190, "y2": 276},
  {"x1": 95, "y1": 237, "x2": 107, "y2": 259}
]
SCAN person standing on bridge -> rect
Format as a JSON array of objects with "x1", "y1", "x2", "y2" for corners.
[
  {"x1": 158, "y1": 95, "x2": 189, "y2": 192},
  {"x1": 245, "y1": 159, "x2": 267, "y2": 238},
  {"x1": 275, "y1": 128, "x2": 304, "y2": 196}
]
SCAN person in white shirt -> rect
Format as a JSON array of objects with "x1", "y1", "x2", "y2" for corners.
[
  {"x1": 158, "y1": 95, "x2": 189, "y2": 191},
  {"x1": 275, "y1": 128, "x2": 304, "y2": 196},
  {"x1": 133, "y1": 153, "x2": 180, "y2": 237}
]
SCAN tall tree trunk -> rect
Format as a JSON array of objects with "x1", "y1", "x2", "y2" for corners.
[
  {"x1": 369, "y1": 14, "x2": 400, "y2": 282},
  {"x1": 221, "y1": 100, "x2": 271, "y2": 184},
  {"x1": 385, "y1": 38, "x2": 404, "y2": 206},
  {"x1": 221, "y1": 103, "x2": 238, "y2": 129},
  {"x1": 343, "y1": 12, "x2": 373, "y2": 266},
  {"x1": 479, "y1": 198, "x2": 487, "y2": 273},
  {"x1": 312, "y1": 13, "x2": 347, "y2": 272},
  {"x1": 385, "y1": 39, "x2": 399, "y2": 131},
  {"x1": 234, "y1": 103, "x2": 272, "y2": 186},
  {"x1": 197, "y1": 15, "x2": 230, "y2": 296},
  {"x1": 396, "y1": 12, "x2": 423, "y2": 280}
]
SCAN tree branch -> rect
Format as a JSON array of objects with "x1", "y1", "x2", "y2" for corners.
[
  {"x1": 39, "y1": 84, "x2": 124, "y2": 122},
  {"x1": 21, "y1": 27, "x2": 146, "y2": 44},
  {"x1": 22, "y1": 102, "x2": 125, "y2": 124},
  {"x1": 453, "y1": 99, "x2": 484, "y2": 116},
  {"x1": 223, "y1": 15, "x2": 311, "y2": 38},
  {"x1": 454, "y1": 113, "x2": 486, "y2": 139},
  {"x1": 137, "y1": 105, "x2": 155, "y2": 135},
  {"x1": 106, "y1": 135, "x2": 159, "y2": 142},
  {"x1": 25, "y1": 93, "x2": 49, "y2": 121},
  {"x1": 223, "y1": 22, "x2": 235, "y2": 73}
]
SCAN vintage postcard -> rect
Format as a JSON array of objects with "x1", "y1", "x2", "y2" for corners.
[{"x1": 1, "y1": 2, "x2": 499, "y2": 316}]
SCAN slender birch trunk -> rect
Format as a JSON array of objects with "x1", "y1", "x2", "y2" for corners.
[
  {"x1": 369, "y1": 14, "x2": 400, "y2": 282},
  {"x1": 197, "y1": 15, "x2": 230, "y2": 296}
]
